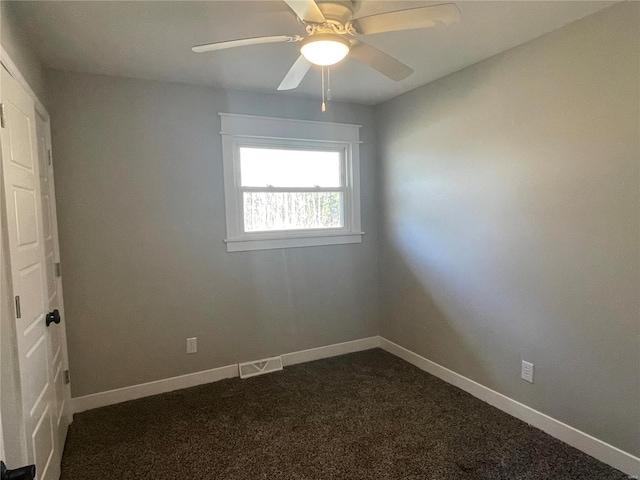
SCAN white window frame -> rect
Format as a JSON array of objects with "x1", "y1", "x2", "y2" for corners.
[{"x1": 220, "y1": 113, "x2": 363, "y2": 252}]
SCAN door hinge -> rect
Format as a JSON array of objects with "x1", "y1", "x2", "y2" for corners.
[
  {"x1": 63, "y1": 370, "x2": 70, "y2": 385},
  {"x1": 47, "y1": 149, "x2": 52, "y2": 165},
  {"x1": 0, "y1": 103, "x2": 5, "y2": 128},
  {"x1": 55, "y1": 262, "x2": 61, "y2": 277},
  {"x1": 15, "y1": 295, "x2": 21, "y2": 318}
]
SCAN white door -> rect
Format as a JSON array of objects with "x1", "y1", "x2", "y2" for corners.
[
  {"x1": 0, "y1": 65, "x2": 65, "y2": 480},
  {"x1": 35, "y1": 109, "x2": 71, "y2": 455}
]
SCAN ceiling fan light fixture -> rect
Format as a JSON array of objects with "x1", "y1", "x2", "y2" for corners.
[{"x1": 300, "y1": 34, "x2": 350, "y2": 66}]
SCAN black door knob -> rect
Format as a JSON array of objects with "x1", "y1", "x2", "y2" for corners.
[
  {"x1": 46, "y1": 309, "x2": 61, "y2": 327},
  {"x1": 1, "y1": 461, "x2": 36, "y2": 480}
]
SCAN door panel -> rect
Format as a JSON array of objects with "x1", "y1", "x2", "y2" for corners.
[
  {"x1": 13, "y1": 187, "x2": 39, "y2": 246},
  {"x1": 41, "y1": 199, "x2": 51, "y2": 242},
  {"x1": 31, "y1": 405, "x2": 53, "y2": 479},
  {"x1": 6, "y1": 102, "x2": 34, "y2": 172},
  {"x1": 53, "y1": 364, "x2": 65, "y2": 430},
  {"x1": 18, "y1": 264, "x2": 45, "y2": 336},
  {"x1": 1, "y1": 65, "x2": 60, "y2": 480},
  {"x1": 45, "y1": 253, "x2": 55, "y2": 304}
]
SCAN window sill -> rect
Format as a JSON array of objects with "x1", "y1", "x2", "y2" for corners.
[{"x1": 225, "y1": 232, "x2": 364, "y2": 252}]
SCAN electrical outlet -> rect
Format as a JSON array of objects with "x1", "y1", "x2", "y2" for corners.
[
  {"x1": 521, "y1": 360, "x2": 534, "y2": 383},
  {"x1": 186, "y1": 337, "x2": 197, "y2": 354}
]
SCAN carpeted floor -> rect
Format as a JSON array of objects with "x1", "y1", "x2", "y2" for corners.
[{"x1": 61, "y1": 349, "x2": 629, "y2": 479}]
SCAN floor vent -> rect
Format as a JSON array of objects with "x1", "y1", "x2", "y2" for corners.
[{"x1": 238, "y1": 356, "x2": 283, "y2": 379}]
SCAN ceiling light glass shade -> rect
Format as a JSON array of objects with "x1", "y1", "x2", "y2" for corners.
[{"x1": 300, "y1": 34, "x2": 350, "y2": 66}]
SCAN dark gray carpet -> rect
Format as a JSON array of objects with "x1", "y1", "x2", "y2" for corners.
[{"x1": 61, "y1": 349, "x2": 629, "y2": 479}]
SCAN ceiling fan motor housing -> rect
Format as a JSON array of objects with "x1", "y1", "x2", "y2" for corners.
[{"x1": 315, "y1": 1, "x2": 355, "y2": 25}]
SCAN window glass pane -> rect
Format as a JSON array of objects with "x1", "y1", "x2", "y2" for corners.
[
  {"x1": 243, "y1": 192, "x2": 343, "y2": 232},
  {"x1": 240, "y1": 147, "x2": 341, "y2": 187}
]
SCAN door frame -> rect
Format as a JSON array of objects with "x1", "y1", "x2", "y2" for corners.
[
  {"x1": 0, "y1": 171, "x2": 5, "y2": 465},
  {"x1": 0, "y1": 120, "x2": 29, "y2": 468}
]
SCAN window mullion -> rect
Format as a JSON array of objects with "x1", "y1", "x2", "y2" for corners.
[{"x1": 240, "y1": 187, "x2": 346, "y2": 193}]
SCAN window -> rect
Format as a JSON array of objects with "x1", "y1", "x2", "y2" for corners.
[
  {"x1": 220, "y1": 114, "x2": 363, "y2": 252},
  {"x1": 240, "y1": 146, "x2": 343, "y2": 232}
]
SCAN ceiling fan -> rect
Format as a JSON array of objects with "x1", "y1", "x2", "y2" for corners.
[{"x1": 192, "y1": 0, "x2": 461, "y2": 91}]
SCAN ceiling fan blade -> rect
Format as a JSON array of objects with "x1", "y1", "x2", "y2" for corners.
[
  {"x1": 349, "y1": 41, "x2": 413, "y2": 81},
  {"x1": 283, "y1": 0, "x2": 326, "y2": 24},
  {"x1": 351, "y1": 3, "x2": 461, "y2": 36},
  {"x1": 278, "y1": 55, "x2": 313, "y2": 90},
  {"x1": 192, "y1": 35, "x2": 302, "y2": 53}
]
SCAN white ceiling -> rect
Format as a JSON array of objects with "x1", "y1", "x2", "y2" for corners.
[{"x1": 10, "y1": 0, "x2": 615, "y2": 105}]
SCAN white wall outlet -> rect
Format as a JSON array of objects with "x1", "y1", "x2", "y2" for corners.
[
  {"x1": 521, "y1": 360, "x2": 534, "y2": 383},
  {"x1": 186, "y1": 337, "x2": 197, "y2": 354}
]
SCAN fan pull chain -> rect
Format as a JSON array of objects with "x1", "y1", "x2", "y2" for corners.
[
  {"x1": 321, "y1": 66, "x2": 326, "y2": 112},
  {"x1": 327, "y1": 67, "x2": 332, "y2": 101}
]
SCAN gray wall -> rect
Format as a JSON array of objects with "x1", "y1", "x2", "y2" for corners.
[
  {"x1": 42, "y1": 0, "x2": 637, "y2": 458},
  {"x1": 376, "y1": 1, "x2": 639, "y2": 456},
  {"x1": 1, "y1": 0, "x2": 46, "y2": 103},
  {"x1": 45, "y1": 70, "x2": 379, "y2": 398}
]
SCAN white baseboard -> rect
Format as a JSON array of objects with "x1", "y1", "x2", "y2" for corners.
[
  {"x1": 71, "y1": 336, "x2": 380, "y2": 414},
  {"x1": 281, "y1": 336, "x2": 380, "y2": 367},
  {"x1": 379, "y1": 336, "x2": 640, "y2": 477},
  {"x1": 71, "y1": 363, "x2": 239, "y2": 413}
]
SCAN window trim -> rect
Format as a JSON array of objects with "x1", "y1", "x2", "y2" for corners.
[{"x1": 220, "y1": 113, "x2": 363, "y2": 252}]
